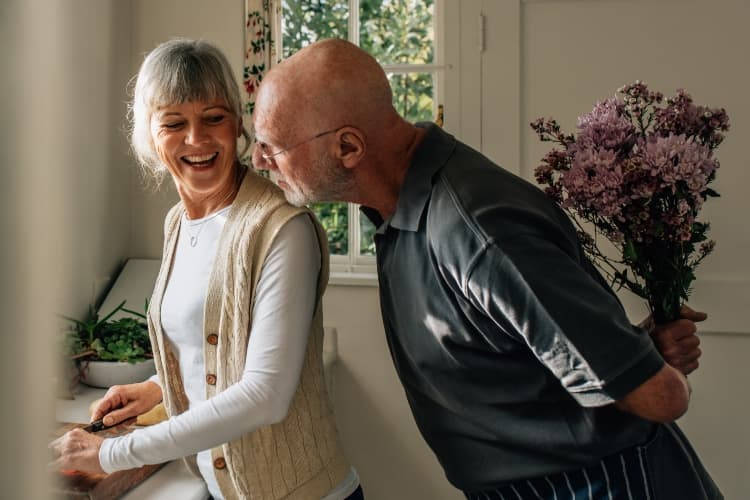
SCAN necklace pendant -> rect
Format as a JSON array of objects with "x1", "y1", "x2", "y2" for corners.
[{"x1": 190, "y1": 236, "x2": 198, "y2": 247}]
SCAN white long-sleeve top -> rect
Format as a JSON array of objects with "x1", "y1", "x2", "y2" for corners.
[{"x1": 99, "y1": 209, "x2": 358, "y2": 499}]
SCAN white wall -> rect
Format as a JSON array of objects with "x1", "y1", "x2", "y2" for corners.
[
  {"x1": 68, "y1": 0, "x2": 133, "y2": 313},
  {"x1": 2, "y1": 1, "x2": 132, "y2": 498},
  {"x1": 26, "y1": 0, "x2": 133, "y2": 317}
]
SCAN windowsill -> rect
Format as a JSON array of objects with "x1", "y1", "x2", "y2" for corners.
[{"x1": 328, "y1": 270, "x2": 379, "y2": 287}]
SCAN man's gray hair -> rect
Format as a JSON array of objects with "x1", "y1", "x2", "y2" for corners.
[{"x1": 128, "y1": 38, "x2": 250, "y2": 186}]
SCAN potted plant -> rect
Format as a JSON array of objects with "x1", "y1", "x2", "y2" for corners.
[{"x1": 61, "y1": 300, "x2": 155, "y2": 388}]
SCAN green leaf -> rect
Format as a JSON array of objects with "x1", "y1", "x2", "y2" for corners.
[
  {"x1": 702, "y1": 188, "x2": 720, "y2": 198},
  {"x1": 623, "y1": 240, "x2": 638, "y2": 262},
  {"x1": 61, "y1": 299, "x2": 152, "y2": 363}
]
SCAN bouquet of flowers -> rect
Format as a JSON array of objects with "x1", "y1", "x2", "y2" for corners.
[{"x1": 530, "y1": 81, "x2": 730, "y2": 323}]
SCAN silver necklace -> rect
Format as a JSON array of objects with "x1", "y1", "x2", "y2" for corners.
[
  {"x1": 184, "y1": 209, "x2": 226, "y2": 247},
  {"x1": 184, "y1": 164, "x2": 247, "y2": 247}
]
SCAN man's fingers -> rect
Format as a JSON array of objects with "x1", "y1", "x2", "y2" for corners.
[
  {"x1": 673, "y1": 357, "x2": 700, "y2": 376},
  {"x1": 653, "y1": 319, "x2": 697, "y2": 342},
  {"x1": 680, "y1": 305, "x2": 707, "y2": 322},
  {"x1": 670, "y1": 346, "x2": 701, "y2": 373},
  {"x1": 681, "y1": 360, "x2": 700, "y2": 375},
  {"x1": 678, "y1": 335, "x2": 701, "y2": 352},
  {"x1": 660, "y1": 338, "x2": 700, "y2": 359}
]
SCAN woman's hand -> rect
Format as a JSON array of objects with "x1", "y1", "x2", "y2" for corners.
[
  {"x1": 92, "y1": 380, "x2": 163, "y2": 427},
  {"x1": 643, "y1": 305, "x2": 707, "y2": 376},
  {"x1": 49, "y1": 428, "x2": 106, "y2": 475}
]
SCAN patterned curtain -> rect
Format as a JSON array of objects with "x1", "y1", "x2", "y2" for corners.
[{"x1": 242, "y1": 0, "x2": 280, "y2": 161}]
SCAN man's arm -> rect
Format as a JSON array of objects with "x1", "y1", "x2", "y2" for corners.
[
  {"x1": 614, "y1": 309, "x2": 706, "y2": 422},
  {"x1": 614, "y1": 363, "x2": 690, "y2": 422}
]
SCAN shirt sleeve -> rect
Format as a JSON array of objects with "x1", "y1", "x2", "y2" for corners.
[
  {"x1": 100, "y1": 213, "x2": 321, "y2": 472},
  {"x1": 464, "y1": 232, "x2": 664, "y2": 408}
]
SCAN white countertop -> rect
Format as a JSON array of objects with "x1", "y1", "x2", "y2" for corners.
[{"x1": 56, "y1": 384, "x2": 209, "y2": 500}]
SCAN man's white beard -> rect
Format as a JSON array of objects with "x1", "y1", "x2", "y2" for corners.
[{"x1": 278, "y1": 154, "x2": 355, "y2": 207}]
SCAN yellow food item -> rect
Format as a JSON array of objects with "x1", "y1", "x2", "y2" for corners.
[
  {"x1": 88, "y1": 398, "x2": 102, "y2": 417},
  {"x1": 89, "y1": 398, "x2": 168, "y2": 426},
  {"x1": 136, "y1": 402, "x2": 167, "y2": 426}
]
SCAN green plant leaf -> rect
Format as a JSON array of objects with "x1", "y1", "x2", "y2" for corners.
[{"x1": 61, "y1": 299, "x2": 151, "y2": 363}]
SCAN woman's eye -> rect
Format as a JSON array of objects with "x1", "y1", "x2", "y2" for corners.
[
  {"x1": 162, "y1": 122, "x2": 183, "y2": 130},
  {"x1": 206, "y1": 115, "x2": 225, "y2": 124}
]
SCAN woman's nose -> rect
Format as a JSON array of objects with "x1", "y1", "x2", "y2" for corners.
[{"x1": 185, "y1": 123, "x2": 210, "y2": 145}]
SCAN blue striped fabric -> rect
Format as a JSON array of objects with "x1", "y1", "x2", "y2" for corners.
[{"x1": 464, "y1": 446, "x2": 650, "y2": 500}]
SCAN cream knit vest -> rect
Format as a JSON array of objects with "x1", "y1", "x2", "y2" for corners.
[{"x1": 147, "y1": 170, "x2": 350, "y2": 499}]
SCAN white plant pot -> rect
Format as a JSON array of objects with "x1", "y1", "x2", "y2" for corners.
[{"x1": 78, "y1": 359, "x2": 156, "y2": 388}]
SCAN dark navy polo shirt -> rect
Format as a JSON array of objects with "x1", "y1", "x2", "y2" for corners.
[{"x1": 362, "y1": 123, "x2": 665, "y2": 491}]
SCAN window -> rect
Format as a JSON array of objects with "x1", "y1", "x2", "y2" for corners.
[{"x1": 281, "y1": 0, "x2": 445, "y2": 277}]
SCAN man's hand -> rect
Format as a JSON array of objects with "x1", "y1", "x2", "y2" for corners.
[{"x1": 643, "y1": 305, "x2": 706, "y2": 376}]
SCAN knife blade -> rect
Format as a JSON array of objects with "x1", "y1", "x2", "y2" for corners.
[
  {"x1": 81, "y1": 416, "x2": 137, "y2": 433},
  {"x1": 80, "y1": 418, "x2": 109, "y2": 433}
]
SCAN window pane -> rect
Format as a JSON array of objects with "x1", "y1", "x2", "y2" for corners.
[
  {"x1": 282, "y1": 0, "x2": 349, "y2": 57},
  {"x1": 360, "y1": 0, "x2": 434, "y2": 65},
  {"x1": 311, "y1": 202, "x2": 349, "y2": 255},
  {"x1": 388, "y1": 72, "x2": 434, "y2": 123},
  {"x1": 359, "y1": 212, "x2": 376, "y2": 256},
  {"x1": 359, "y1": 212, "x2": 376, "y2": 255}
]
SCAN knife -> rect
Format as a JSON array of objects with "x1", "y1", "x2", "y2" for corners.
[
  {"x1": 80, "y1": 418, "x2": 110, "y2": 433},
  {"x1": 81, "y1": 416, "x2": 135, "y2": 433}
]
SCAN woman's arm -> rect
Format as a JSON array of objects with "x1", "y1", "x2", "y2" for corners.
[{"x1": 99, "y1": 213, "x2": 321, "y2": 472}]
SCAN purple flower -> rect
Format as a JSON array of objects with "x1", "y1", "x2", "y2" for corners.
[
  {"x1": 529, "y1": 80, "x2": 728, "y2": 323},
  {"x1": 640, "y1": 134, "x2": 716, "y2": 195},
  {"x1": 563, "y1": 144, "x2": 626, "y2": 218},
  {"x1": 654, "y1": 89, "x2": 731, "y2": 149},
  {"x1": 576, "y1": 98, "x2": 635, "y2": 151}
]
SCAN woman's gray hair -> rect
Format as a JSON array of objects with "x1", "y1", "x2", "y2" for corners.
[{"x1": 128, "y1": 38, "x2": 251, "y2": 186}]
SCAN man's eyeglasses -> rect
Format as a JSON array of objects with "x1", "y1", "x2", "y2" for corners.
[{"x1": 255, "y1": 127, "x2": 341, "y2": 162}]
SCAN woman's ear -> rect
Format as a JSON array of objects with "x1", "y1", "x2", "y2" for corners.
[{"x1": 336, "y1": 127, "x2": 366, "y2": 168}]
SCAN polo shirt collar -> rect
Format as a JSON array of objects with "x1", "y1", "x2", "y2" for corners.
[{"x1": 362, "y1": 122, "x2": 456, "y2": 233}]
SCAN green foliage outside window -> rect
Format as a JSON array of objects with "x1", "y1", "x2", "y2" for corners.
[
  {"x1": 362, "y1": 0, "x2": 435, "y2": 124},
  {"x1": 282, "y1": 0, "x2": 435, "y2": 257},
  {"x1": 282, "y1": 0, "x2": 348, "y2": 57},
  {"x1": 314, "y1": 202, "x2": 348, "y2": 254}
]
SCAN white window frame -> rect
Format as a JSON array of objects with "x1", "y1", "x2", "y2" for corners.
[{"x1": 280, "y1": 0, "x2": 456, "y2": 284}]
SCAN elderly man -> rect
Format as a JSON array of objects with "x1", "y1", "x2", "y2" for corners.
[{"x1": 251, "y1": 39, "x2": 722, "y2": 499}]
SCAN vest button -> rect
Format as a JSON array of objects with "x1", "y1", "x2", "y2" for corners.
[
  {"x1": 206, "y1": 374, "x2": 217, "y2": 385},
  {"x1": 214, "y1": 457, "x2": 226, "y2": 469},
  {"x1": 206, "y1": 333, "x2": 218, "y2": 345}
]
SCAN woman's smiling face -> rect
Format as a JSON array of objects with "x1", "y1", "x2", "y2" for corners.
[{"x1": 151, "y1": 99, "x2": 241, "y2": 199}]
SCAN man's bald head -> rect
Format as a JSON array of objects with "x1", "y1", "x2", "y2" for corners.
[{"x1": 256, "y1": 39, "x2": 396, "y2": 139}]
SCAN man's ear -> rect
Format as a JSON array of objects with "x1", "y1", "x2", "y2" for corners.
[{"x1": 336, "y1": 127, "x2": 366, "y2": 168}]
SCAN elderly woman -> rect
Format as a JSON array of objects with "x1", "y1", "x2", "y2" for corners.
[{"x1": 51, "y1": 38, "x2": 362, "y2": 500}]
